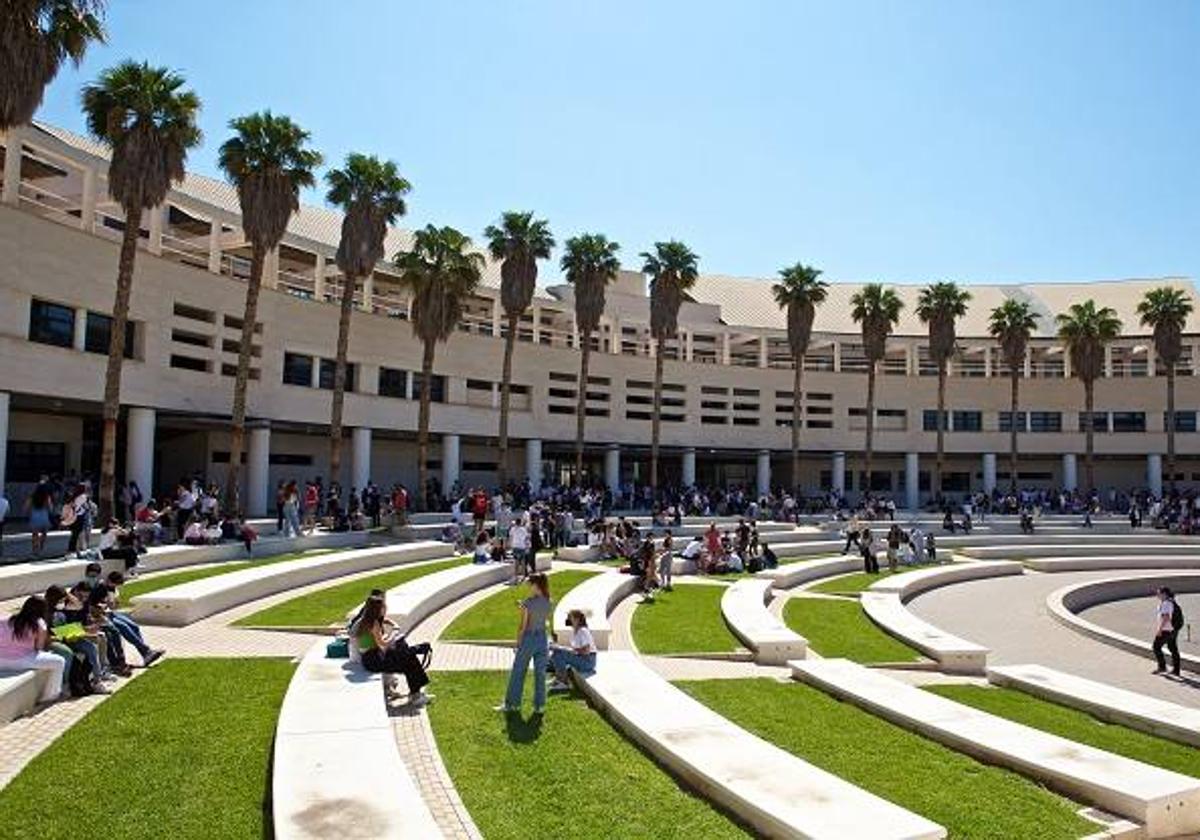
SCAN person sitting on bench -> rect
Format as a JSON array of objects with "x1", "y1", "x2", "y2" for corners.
[{"x1": 352, "y1": 595, "x2": 433, "y2": 707}]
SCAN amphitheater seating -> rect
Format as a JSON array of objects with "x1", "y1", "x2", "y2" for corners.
[
  {"x1": 382, "y1": 555, "x2": 551, "y2": 633},
  {"x1": 959, "y1": 539, "x2": 1200, "y2": 560},
  {"x1": 792, "y1": 658, "x2": 1200, "y2": 838},
  {"x1": 578, "y1": 651, "x2": 946, "y2": 839},
  {"x1": 133, "y1": 541, "x2": 453, "y2": 626},
  {"x1": 552, "y1": 570, "x2": 640, "y2": 650},
  {"x1": 988, "y1": 663, "x2": 1200, "y2": 747},
  {"x1": 0, "y1": 517, "x2": 281, "y2": 559},
  {"x1": 0, "y1": 670, "x2": 48, "y2": 725},
  {"x1": 1023, "y1": 554, "x2": 1200, "y2": 572},
  {"x1": 720, "y1": 578, "x2": 807, "y2": 664},
  {"x1": 756, "y1": 556, "x2": 861, "y2": 588},
  {"x1": 272, "y1": 642, "x2": 442, "y2": 840}
]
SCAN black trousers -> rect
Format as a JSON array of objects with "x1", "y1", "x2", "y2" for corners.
[
  {"x1": 363, "y1": 639, "x2": 430, "y2": 694},
  {"x1": 1154, "y1": 630, "x2": 1181, "y2": 674},
  {"x1": 862, "y1": 547, "x2": 879, "y2": 574}
]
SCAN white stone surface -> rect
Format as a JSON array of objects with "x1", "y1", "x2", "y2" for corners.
[
  {"x1": 383, "y1": 555, "x2": 550, "y2": 634},
  {"x1": 553, "y1": 570, "x2": 640, "y2": 649},
  {"x1": 1023, "y1": 555, "x2": 1200, "y2": 573},
  {"x1": 961, "y1": 541, "x2": 1200, "y2": 560},
  {"x1": 0, "y1": 670, "x2": 45, "y2": 725},
  {"x1": 792, "y1": 658, "x2": 1200, "y2": 838},
  {"x1": 721, "y1": 578, "x2": 807, "y2": 664},
  {"x1": 757, "y1": 556, "x2": 860, "y2": 589}
]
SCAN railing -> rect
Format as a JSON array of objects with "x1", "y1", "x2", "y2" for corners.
[
  {"x1": 17, "y1": 180, "x2": 78, "y2": 226},
  {"x1": 160, "y1": 231, "x2": 210, "y2": 271}
]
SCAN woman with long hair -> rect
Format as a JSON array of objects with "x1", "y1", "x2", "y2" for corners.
[
  {"x1": 0, "y1": 596, "x2": 66, "y2": 702},
  {"x1": 496, "y1": 572, "x2": 552, "y2": 714},
  {"x1": 352, "y1": 596, "x2": 432, "y2": 706}
]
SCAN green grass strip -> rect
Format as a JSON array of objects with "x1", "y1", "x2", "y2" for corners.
[
  {"x1": 679, "y1": 679, "x2": 1093, "y2": 840},
  {"x1": 441, "y1": 569, "x2": 600, "y2": 642},
  {"x1": 808, "y1": 564, "x2": 940, "y2": 596},
  {"x1": 926, "y1": 684, "x2": 1200, "y2": 778},
  {"x1": 427, "y1": 671, "x2": 749, "y2": 839},
  {"x1": 782, "y1": 596, "x2": 922, "y2": 663},
  {"x1": 631, "y1": 582, "x2": 742, "y2": 655},
  {"x1": 0, "y1": 658, "x2": 294, "y2": 840},
  {"x1": 234, "y1": 556, "x2": 467, "y2": 628},
  {"x1": 119, "y1": 549, "x2": 330, "y2": 603}
]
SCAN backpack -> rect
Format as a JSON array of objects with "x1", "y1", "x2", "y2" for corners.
[
  {"x1": 68, "y1": 653, "x2": 94, "y2": 697},
  {"x1": 1172, "y1": 599, "x2": 1185, "y2": 632}
]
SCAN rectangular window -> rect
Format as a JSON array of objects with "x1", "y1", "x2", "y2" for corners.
[
  {"x1": 29, "y1": 299, "x2": 75, "y2": 348},
  {"x1": 548, "y1": 405, "x2": 575, "y2": 415},
  {"x1": 412, "y1": 373, "x2": 446, "y2": 403},
  {"x1": 6, "y1": 440, "x2": 66, "y2": 482},
  {"x1": 626, "y1": 410, "x2": 652, "y2": 421},
  {"x1": 1165, "y1": 411, "x2": 1198, "y2": 433},
  {"x1": 318, "y1": 359, "x2": 355, "y2": 391},
  {"x1": 466, "y1": 378, "x2": 492, "y2": 391},
  {"x1": 378, "y1": 367, "x2": 408, "y2": 398},
  {"x1": 169, "y1": 354, "x2": 209, "y2": 373},
  {"x1": 1029, "y1": 411, "x2": 1062, "y2": 433},
  {"x1": 952, "y1": 410, "x2": 982, "y2": 432},
  {"x1": 173, "y1": 302, "x2": 215, "y2": 323},
  {"x1": 1078, "y1": 412, "x2": 1108, "y2": 432},
  {"x1": 282, "y1": 352, "x2": 313, "y2": 387},
  {"x1": 548, "y1": 387, "x2": 575, "y2": 399},
  {"x1": 85, "y1": 312, "x2": 136, "y2": 358},
  {"x1": 172, "y1": 329, "x2": 212, "y2": 349},
  {"x1": 998, "y1": 411, "x2": 1027, "y2": 433},
  {"x1": 1111, "y1": 411, "x2": 1145, "y2": 433},
  {"x1": 268, "y1": 453, "x2": 314, "y2": 466},
  {"x1": 923, "y1": 410, "x2": 948, "y2": 432},
  {"x1": 702, "y1": 416, "x2": 728, "y2": 425},
  {"x1": 221, "y1": 338, "x2": 260, "y2": 357}
]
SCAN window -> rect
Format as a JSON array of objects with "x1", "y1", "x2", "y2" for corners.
[
  {"x1": 1111, "y1": 411, "x2": 1145, "y2": 433},
  {"x1": 172, "y1": 329, "x2": 211, "y2": 349},
  {"x1": 412, "y1": 373, "x2": 446, "y2": 403},
  {"x1": 462, "y1": 461, "x2": 498, "y2": 472},
  {"x1": 548, "y1": 388, "x2": 575, "y2": 399},
  {"x1": 466, "y1": 379, "x2": 492, "y2": 392},
  {"x1": 1165, "y1": 412, "x2": 1197, "y2": 433},
  {"x1": 1078, "y1": 412, "x2": 1108, "y2": 432},
  {"x1": 85, "y1": 312, "x2": 136, "y2": 358},
  {"x1": 6, "y1": 441, "x2": 66, "y2": 482},
  {"x1": 173, "y1": 302, "x2": 214, "y2": 323},
  {"x1": 952, "y1": 411, "x2": 982, "y2": 432},
  {"x1": 269, "y1": 453, "x2": 314, "y2": 466},
  {"x1": 998, "y1": 411, "x2": 1026, "y2": 433},
  {"x1": 549, "y1": 405, "x2": 575, "y2": 415},
  {"x1": 29, "y1": 300, "x2": 75, "y2": 348},
  {"x1": 378, "y1": 367, "x2": 407, "y2": 398},
  {"x1": 221, "y1": 338, "x2": 260, "y2": 357},
  {"x1": 169, "y1": 354, "x2": 209, "y2": 373},
  {"x1": 319, "y1": 359, "x2": 355, "y2": 392},
  {"x1": 220, "y1": 363, "x2": 259, "y2": 380},
  {"x1": 1029, "y1": 411, "x2": 1062, "y2": 433},
  {"x1": 283, "y1": 352, "x2": 313, "y2": 386},
  {"x1": 923, "y1": 410, "x2": 948, "y2": 432}
]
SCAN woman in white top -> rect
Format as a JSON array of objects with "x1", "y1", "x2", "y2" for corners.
[
  {"x1": 548, "y1": 609, "x2": 597, "y2": 691},
  {"x1": 0, "y1": 596, "x2": 66, "y2": 702}
]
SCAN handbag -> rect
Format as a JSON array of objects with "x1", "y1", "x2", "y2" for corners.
[{"x1": 326, "y1": 637, "x2": 349, "y2": 659}]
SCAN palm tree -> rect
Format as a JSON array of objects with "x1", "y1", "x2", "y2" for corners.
[
  {"x1": 395, "y1": 225, "x2": 484, "y2": 511},
  {"x1": 849, "y1": 284, "x2": 903, "y2": 496},
  {"x1": 640, "y1": 241, "x2": 699, "y2": 493},
  {"x1": 1138, "y1": 286, "x2": 1194, "y2": 491},
  {"x1": 81, "y1": 60, "x2": 200, "y2": 520},
  {"x1": 561, "y1": 233, "x2": 620, "y2": 482},
  {"x1": 988, "y1": 299, "x2": 1039, "y2": 492},
  {"x1": 217, "y1": 112, "x2": 321, "y2": 511},
  {"x1": 324, "y1": 154, "x2": 410, "y2": 482},
  {"x1": 915, "y1": 282, "x2": 972, "y2": 500},
  {"x1": 484, "y1": 211, "x2": 554, "y2": 490},
  {"x1": 1056, "y1": 300, "x2": 1122, "y2": 492},
  {"x1": 2, "y1": 0, "x2": 105, "y2": 130},
  {"x1": 771, "y1": 263, "x2": 828, "y2": 497}
]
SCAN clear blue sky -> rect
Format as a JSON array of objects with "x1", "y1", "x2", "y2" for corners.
[{"x1": 31, "y1": 1, "x2": 1200, "y2": 285}]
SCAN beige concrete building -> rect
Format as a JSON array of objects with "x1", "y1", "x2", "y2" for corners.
[{"x1": 2, "y1": 122, "x2": 1197, "y2": 514}]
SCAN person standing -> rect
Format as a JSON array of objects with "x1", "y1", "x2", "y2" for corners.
[
  {"x1": 1153, "y1": 586, "x2": 1183, "y2": 677},
  {"x1": 496, "y1": 573, "x2": 552, "y2": 714},
  {"x1": 509, "y1": 516, "x2": 531, "y2": 585},
  {"x1": 860, "y1": 527, "x2": 879, "y2": 574}
]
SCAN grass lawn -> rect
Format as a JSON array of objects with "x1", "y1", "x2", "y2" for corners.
[
  {"x1": 427, "y1": 671, "x2": 749, "y2": 839},
  {"x1": 0, "y1": 658, "x2": 294, "y2": 840},
  {"x1": 631, "y1": 582, "x2": 742, "y2": 655},
  {"x1": 808, "y1": 563, "x2": 937, "y2": 596},
  {"x1": 927, "y1": 684, "x2": 1200, "y2": 777},
  {"x1": 233, "y1": 555, "x2": 466, "y2": 627},
  {"x1": 782, "y1": 596, "x2": 922, "y2": 663},
  {"x1": 441, "y1": 569, "x2": 600, "y2": 642},
  {"x1": 119, "y1": 549, "x2": 329, "y2": 603},
  {"x1": 680, "y1": 679, "x2": 1093, "y2": 840}
]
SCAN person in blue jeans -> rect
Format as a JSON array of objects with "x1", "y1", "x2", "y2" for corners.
[
  {"x1": 549, "y1": 609, "x2": 597, "y2": 691},
  {"x1": 495, "y1": 573, "x2": 551, "y2": 714}
]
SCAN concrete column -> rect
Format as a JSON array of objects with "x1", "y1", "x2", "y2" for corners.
[
  {"x1": 982, "y1": 453, "x2": 997, "y2": 494},
  {"x1": 263, "y1": 247, "x2": 280, "y2": 289},
  {"x1": 604, "y1": 444, "x2": 621, "y2": 493},
  {"x1": 1147, "y1": 453, "x2": 1163, "y2": 497},
  {"x1": 124, "y1": 408, "x2": 156, "y2": 500},
  {"x1": 2, "y1": 127, "x2": 23, "y2": 205},
  {"x1": 247, "y1": 426, "x2": 270, "y2": 517},
  {"x1": 758, "y1": 336, "x2": 769, "y2": 368},
  {"x1": 361, "y1": 273, "x2": 374, "y2": 312},
  {"x1": 441, "y1": 433, "x2": 461, "y2": 493},
  {"x1": 0, "y1": 391, "x2": 9, "y2": 490},
  {"x1": 207, "y1": 218, "x2": 222, "y2": 274},
  {"x1": 1023, "y1": 348, "x2": 1032, "y2": 378},
  {"x1": 685, "y1": 331, "x2": 695, "y2": 362},
  {"x1": 832, "y1": 341, "x2": 842, "y2": 373},
  {"x1": 1062, "y1": 453, "x2": 1078, "y2": 492},
  {"x1": 756, "y1": 450, "x2": 771, "y2": 496},
  {"x1": 147, "y1": 204, "x2": 164, "y2": 255},
  {"x1": 983, "y1": 347, "x2": 993, "y2": 378},
  {"x1": 1103, "y1": 345, "x2": 1113, "y2": 378},
  {"x1": 531, "y1": 305, "x2": 542, "y2": 344},
  {"x1": 352, "y1": 427, "x2": 372, "y2": 493},
  {"x1": 80, "y1": 166, "x2": 97, "y2": 232},
  {"x1": 905, "y1": 452, "x2": 919, "y2": 511},
  {"x1": 73, "y1": 308, "x2": 88, "y2": 351},
  {"x1": 313, "y1": 253, "x2": 326, "y2": 301},
  {"x1": 525, "y1": 438, "x2": 543, "y2": 493},
  {"x1": 491, "y1": 297, "x2": 502, "y2": 338},
  {"x1": 681, "y1": 447, "x2": 697, "y2": 487},
  {"x1": 831, "y1": 451, "x2": 846, "y2": 495},
  {"x1": 721, "y1": 332, "x2": 732, "y2": 365}
]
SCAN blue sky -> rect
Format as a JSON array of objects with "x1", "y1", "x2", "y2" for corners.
[{"x1": 31, "y1": 1, "x2": 1200, "y2": 285}]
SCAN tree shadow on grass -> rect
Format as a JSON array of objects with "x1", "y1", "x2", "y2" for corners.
[{"x1": 504, "y1": 710, "x2": 544, "y2": 744}]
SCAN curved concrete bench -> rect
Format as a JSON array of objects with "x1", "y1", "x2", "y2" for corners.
[
  {"x1": 384, "y1": 555, "x2": 551, "y2": 634},
  {"x1": 721, "y1": 578, "x2": 807, "y2": 664},
  {"x1": 757, "y1": 556, "x2": 861, "y2": 588},
  {"x1": 961, "y1": 540, "x2": 1200, "y2": 560},
  {"x1": 579, "y1": 651, "x2": 945, "y2": 839},
  {"x1": 988, "y1": 663, "x2": 1200, "y2": 747},
  {"x1": 272, "y1": 642, "x2": 442, "y2": 840},
  {"x1": 1023, "y1": 554, "x2": 1200, "y2": 573},
  {"x1": 792, "y1": 658, "x2": 1200, "y2": 839},
  {"x1": 552, "y1": 570, "x2": 640, "y2": 650},
  {"x1": 0, "y1": 669, "x2": 49, "y2": 725},
  {"x1": 0, "y1": 516, "x2": 282, "y2": 559},
  {"x1": 134, "y1": 541, "x2": 453, "y2": 626}
]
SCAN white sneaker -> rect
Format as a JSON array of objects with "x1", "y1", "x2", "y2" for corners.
[{"x1": 91, "y1": 683, "x2": 113, "y2": 695}]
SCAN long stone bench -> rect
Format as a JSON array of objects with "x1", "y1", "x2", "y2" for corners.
[
  {"x1": 133, "y1": 541, "x2": 453, "y2": 626},
  {"x1": 721, "y1": 578, "x2": 807, "y2": 664},
  {"x1": 960, "y1": 540, "x2": 1200, "y2": 560},
  {"x1": 758, "y1": 556, "x2": 861, "y2": 588},
  {"x1": 383, "y1": 555, "x2": 551, "y2": 633},
  {"x1": 0, "y1": 516, "x2": 282, "y2": 560},
  {"x1": 578, "y1": 651, "x2": 945, "y2": 839},
  {"x1": 792, "y1": 658, "x2": 1200, "y2": 838},
  {"x1": 988, "y1": 663, "x2": 1200, "y2": 747},
  {"x1": 1023, "y1": 554, "x2": 1200, "y2": 572},
  {"x1": 272, "y1": 642, "x2": 442, "y2": 839},
  {"x1": 0, "y1": 670, "x2": 48, "y2": 725},
  {"x1": 552, "y1": 570, "x2": 640, "y2": 650}
]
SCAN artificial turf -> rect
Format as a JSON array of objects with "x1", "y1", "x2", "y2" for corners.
[
  {"x1": 807, "y1": 564, "x2": 937, "y2": 596},
  {"x1": 926, "y1": 684, "x2": 1200, "y2": 778},
  {"x1": 118, "y1": 549, "x2": 330, "y2": 603},
  {"x1": 233, "y1": 555, "x2": 467, "y2": 627},
  {"x1": 679, "y1": 678, "x2": 1094, "y2": 840},
  {"x1": 426, "y1": 670, "x2": 749, "y2": 839},
  {"x1": 441, "y1": 569, "x2": 600, "y2": 642},
  {"x1": 781, "y1": 596, "x2": 922, "y2": 663},
  {"x1": 0, "y1": 658, "x2": 294, "y2": 840},
  {"x1": 630, "y1": 582, "x2": 743, "y2": 655}
]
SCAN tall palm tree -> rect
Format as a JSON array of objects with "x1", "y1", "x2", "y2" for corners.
[
  {"x1": 484, "y1": 211, "x2": 554, "y2": 490},
  {"x1": 1, "y1": 0, "x2": 105, "y2": 130},
  {"x1": 1056, "y1": 300, "x2": 1122, "y2": 492},
  {"x1": 915, "y1": 282, "x2": 972, "y2": 500},
  {"x1": 640, "y1": 241, "x2": 699, "y2": 493},
  {"x1": 395, "y1": 225, "x2": 484, "y2": 511},
  {"x1": 81, "y1": 60, "x2": 200, "y2": 520},
  {"x1": 849, "y1": 283, "x2": 903, "y2": 496},
  {"x1": 217, "y1": 112, "x2": 322, "y2": 511},
  {"x1": 561, "y1": 233, "x2": 620, "y2": 482},
  {"x1": 1138, "y1": 286, "x2": 1194, "y2": 492},
  {"x1": 324, "y1": 154, "x2": 410, "y2": 482},
  {"x1": 771, "y1": 263, "x2": 828, "y2": 496},
  {"x1": 988, "y1": 299, "x2": 1039, "y2": 492}
]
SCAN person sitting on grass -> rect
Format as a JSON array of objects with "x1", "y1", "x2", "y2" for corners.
[
  {"x1": 549, "y1": 609, "x2": 596, "y2": 692},
  {"x1": 0, "y1": 596, "x2": 67, "y2": 704},
  {"x1": 681, "y1": 534, "x2": 706, "y2": 573},
  {"x1": 352, "y1": 595, "x2": 433, "y2": 706},
  {"x1": 473, "y1": 530, "x2": 493, "y2": 564},
  {"x1": 495, "y1": 572, "x2": 552, "y2": 715}
]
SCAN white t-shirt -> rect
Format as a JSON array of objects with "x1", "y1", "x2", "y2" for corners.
[
  {"x1": 1158, "y1": 599, "x2": 1176, "y2": 633},
  {"x1": 571, "y1": 626, "x2": 595, "y2": 654},
  {"x1": 510, "y1": 524, "x2": 530, "y2": 550},
  {"x1": 681, "y1": 540, "x2": 704, "y2": 559},
  {"x1": 0, "y1": 496, "x2": 8, "y2": 522}
]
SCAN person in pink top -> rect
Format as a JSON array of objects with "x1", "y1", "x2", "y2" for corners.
[{"x1": 0, "y1": 596, "x2": 66, "y2": 703}]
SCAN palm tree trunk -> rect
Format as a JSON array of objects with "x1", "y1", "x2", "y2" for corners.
[
  {"x1": 416, "y1": 338, "x2": 436, "y2": 512},
  {"x1": 1009, "y1": 370, "x2": 1020, "y2": 492},
  {"x1": 98, "y1": 204, "x2": 144, "y2": 522},
  {"x1": 651, "y1": 339, "x2": 664, "y2": 494},
  {"x1": 935, "y1": 363, "x2": 947, "y2": 500},
  {"x1": 328, "y1": 273, "x2": 356, "y2": 483},
  {"x1": 1084, "y1": 380, "x2": 1095, "y2": 492},
  {"x1": 497, "y1": 312, "x2": 518, "y2": 490},
  {"x1": 864, "y1": 363, "x2": 876, "y2": 498},
  {"x1": 1167, "y1": 365, "x2": 1177, "y2": 493},
  {"x1": 791, "y1": 357, "x2": 804, "y2": 496},
  {"x1": 224, "y1": 240, "x2": 267, "y2": 513},
  {"x1": 574, "y1": 328, "x2": 593, "y2": 484}
]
